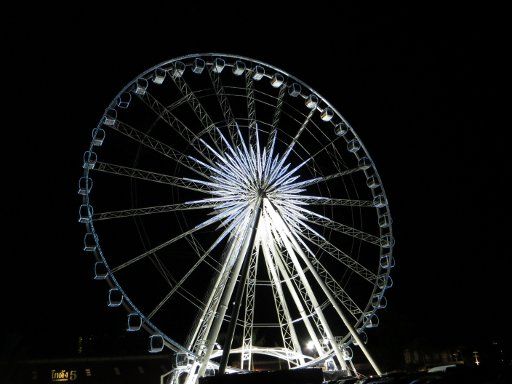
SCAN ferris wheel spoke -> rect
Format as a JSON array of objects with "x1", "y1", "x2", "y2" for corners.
[
  {"x1": 273, "y1": 203, "x2": 378, "y2": 284},
  {"x1": 289, "y1": 231, "x2": 363, "y2": 319},
  {"x1": 184, "y1": 233, "x2": 222, "y2": 272},
  {"x1": 181, "y1": 177, "x2": 244, "y2": 197},
  {"x1": 293, "y1": 196, "x2": 375, "y2": 207},
  {"x1": 109, "y1": 119, "x2": 211, "y2": 178},
  {"x1": 245, "y1": 70, "x2": 258, "y2": 146},
  {"x1": 277, "y1": 165, "x2": 364, "y2": 192},
  {"x1": 92, "y1": 201, "x2": 217, "y2": 221},
  {"x1": 146, "y1": 207, "x2": 250, "y2": 320},
  {"x1": 293, "y1": 132, "x2": 350, "y2": 173},
  {"x1": 307, "y1": 215, "x2": 382, "y2": 246},
  {"x1": 292, "y1": 206, "x2": 383, "y2": 246},
  {"x1": 111, "y1": 204, "x2": 246, "y2": 273},
  {"x1": 154, "y1": 257, "x2": 207, "y2": 311},
  {"x1": 93, "y1": 162, "x2": 212, "y2": 194},
  {"x1": 207, "y1": 68, "x2": 240, "y2": 148},
  {"x1": 267, "y1": 108, "x2": 316, "y2": 186},
  {"x1": 267, "y1": 84, "x2": 287, "y2": 152},
  {"x1": 138, "y1": 91, "x2": 218, "y2": 165},
  {"x1": 263, "y1": 133, "x2": 277, "y2": 181},
  {"x1": 163, "y1": 92, "x2": 190, "y2": 112},
  {"x1": 234, "y1": 124, "x2": 259, "y2": 181},
  {"x1": 297, "y1": 225, "x2": 378, "y2": 284},
  {"x1": 170, "y1": 74, "x2": 226, "y2": 154}
]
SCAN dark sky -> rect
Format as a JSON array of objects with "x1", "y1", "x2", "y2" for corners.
[{"x1": 2, "y1": 3, "x2": 507, "y2": 367}]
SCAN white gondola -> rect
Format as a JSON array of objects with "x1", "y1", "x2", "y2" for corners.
[
  {"x1": 358, "y1": 156, "x2": 371, "y2": 170},
  {"x1": 192, "y1": 58, "x2": 205, "y2": 74},
  {"x1": 134, "y1": 78, "x2": 148, "y2": 95},
  {"x1": 94, "y1": 261, "x2": 108, "y2": 280},
  {"x1": 352, "y1": 330, "x2": 368, "y2": 346},
  {"x1": 176, "y1": 353, "x2": 194, "y2": 368},
  {"x1": 82, "y1": 151, "x2": 97, "y2": 169},
  {"x1": 103, "y1": 108, "x2": 117, "y2": 126},
  {"x1": 83, "y1": 233, "x2": 96, "y2": 251},
  {"x1": 92, "y1": 128, "x2": 105, "y2": 146},
  {"x1": 364, "y1": 313, "x2": 379, "y2": 328},
  {"x1": 233, "y1": 60, "x2": 246, "y2": 76},
  {"x1": 347, "y1": 138, "x2": 360, "y2": 153},
  {"x1": 305, "y1": 94, "x2": 318, "y2": 109},
  {"x1": 271, "y1": 73, "x2": 284, "y2": 88},
  {"x1": 149, "y1": 334, "x2": 164, "y2": 353},
  {"x1": 117, "y1": 92, "x2": 132, "y2": 109},
  {"x1": 321, "y1": 107, "x2": 334, "y2": 121},
  {"x1": 378, "y1": 214, "x2": 392, "y2": 228},
  {"x1": 378, "y1": 275, "x2": 393, "y2": 290},
  {"x1": 366, "y1": 175, "x2": 380, "y2": 189},
  {"x1": 127, "y1": 313, "x2": 142, "y2": 332},
  {"x1": 252, "y1": 65, "x2": 265, "y2": 80},
  {"x1": 335, "y1": 122, "x2": 348, "y2": 136},
  {"x1": 288, "y1": 82, "x2": 301, "y2": 97},
  {"x1": 78, "y1": 204, "x2": 93, "y2": 223},
  {"x1": 108, "y1": 288, "x2": 123, "y2": 307},
  {"x1": 381, "y1": 234, "x2": 395, "y2": 248},
  {"x1": 372, "y1": 295, "x2": 387, "y2": 309},
  {"x1": 380, "y1": 254, "x2": 395, "y2": 269},
  {"x1": 326, "y1": 359, "x2": 336, "y2": 371},
  {"x1": 172, "y1": 61, "x2": 186, "y2": 78},
  {"x1": 342, "y1": 346, "x2": 353, "y2": 361},
  {"x1": 78, "y1": 177, "x2": 92, "y2": 195},
  {"x1": 373, "y1": 194, "x2": 387, "y2": 208},
  {"x1": 212, "y1": 57, "x2": 225, "y2": 73},
  {"x1": 153, "y1": 68, "x2": 166, "y2": 84}
]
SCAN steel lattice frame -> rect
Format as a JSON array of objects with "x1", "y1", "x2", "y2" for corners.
[{"x1": 78, "y1": 54, "x2": 395, "y2": 383}]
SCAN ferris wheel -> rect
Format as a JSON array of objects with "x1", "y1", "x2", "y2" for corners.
[{"x1": 78, "y1": 53, "x2": 394, "y2": 383}]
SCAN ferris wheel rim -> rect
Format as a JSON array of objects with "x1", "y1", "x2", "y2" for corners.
[{"x1": 80, "y1": 53, "x2": 394, "y2": 375}]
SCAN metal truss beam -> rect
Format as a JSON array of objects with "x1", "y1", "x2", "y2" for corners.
[
  {"x1": 240, "y1": 244, "x2": 259, "y2": 370},
  {"x1": 93, "y1": 201, "x2": 216, "y2": 221},
  {"x1": 109, "y1": 120, "x2": 210, "y2": 178},
  {"x1": 94, "y1": 162, "x2": 211, "y2": 194}
]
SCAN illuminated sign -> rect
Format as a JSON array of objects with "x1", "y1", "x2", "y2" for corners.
[{"x1": 51, "y1": 370, "x2": 77, "y2": 382}]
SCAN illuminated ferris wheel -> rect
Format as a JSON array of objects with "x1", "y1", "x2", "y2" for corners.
[{"x1": 78, "y1": 53, "x2": 394, "y2": 383}]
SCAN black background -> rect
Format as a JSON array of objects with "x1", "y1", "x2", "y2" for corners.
[{"x1": 2, "y1": 3, "x2": 508, "y2": 370}]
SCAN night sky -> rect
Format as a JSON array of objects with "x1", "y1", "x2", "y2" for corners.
[{"x1": 2, "y1": 4, "x2": 507, "y2": 369}]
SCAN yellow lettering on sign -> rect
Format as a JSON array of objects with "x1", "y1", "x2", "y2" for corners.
[{"x1": 51, "y1": 369, "x2": 78, "y2": 382}]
